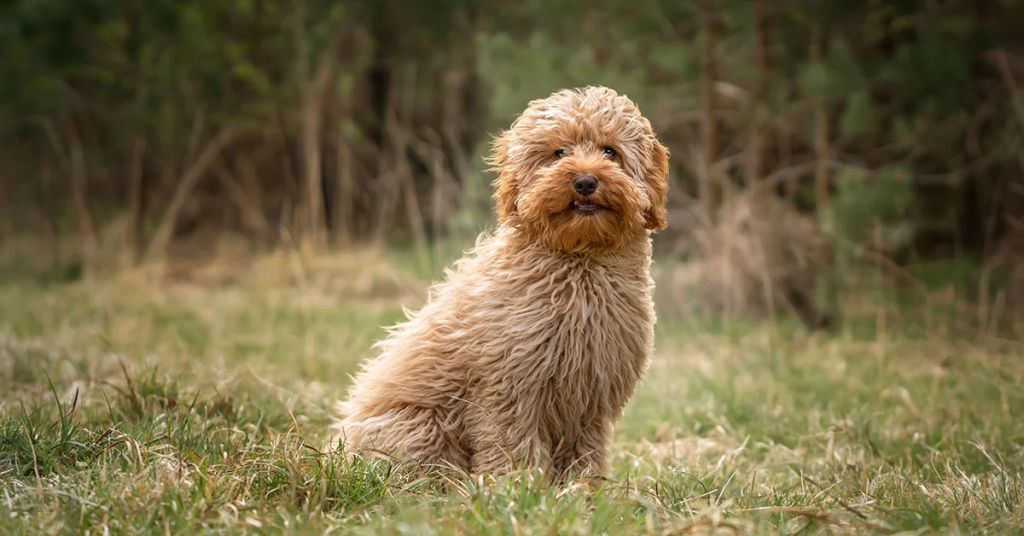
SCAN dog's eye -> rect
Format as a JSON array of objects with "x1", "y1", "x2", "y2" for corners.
[
  {"x1": 603, "y1": 147, "x2": 617, "y2": 159},
  {"x1": 554, "y1": 149, "x2": 566, "y2": 159}
]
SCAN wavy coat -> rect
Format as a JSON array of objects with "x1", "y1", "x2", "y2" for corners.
[{"x1": 333, "y1": 86, "x2": 669, "y2": 477}]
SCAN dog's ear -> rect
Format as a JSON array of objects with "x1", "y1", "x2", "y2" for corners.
[
  {"x1": 488, "y1": 131, "x2": 518, "y2": 222},
  {"x1": 643, "y1": 140, "x2": 670, "y2": 230}
]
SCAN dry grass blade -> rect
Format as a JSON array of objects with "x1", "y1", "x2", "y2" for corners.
[{"x1": 145, "y1": 128, "x2": 239, "y2": 264}]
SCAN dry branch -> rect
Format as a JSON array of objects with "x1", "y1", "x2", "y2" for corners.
[
  {"x1": 145, "y1": 128, "x2": 238, "y2": 264},
  {"x1": 214, "y1": 158, "x2": 269, "y2": 235}
]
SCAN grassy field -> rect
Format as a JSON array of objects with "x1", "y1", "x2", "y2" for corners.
[{"x1": 0, "y1": 246, "x2": 1022, "y2": 534}]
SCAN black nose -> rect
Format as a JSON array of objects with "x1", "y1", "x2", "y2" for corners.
[{"x1": 573, "y1": 175, "x2": 598, "y2": 197}]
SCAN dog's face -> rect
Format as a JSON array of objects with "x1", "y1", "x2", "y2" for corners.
[{"x1": 490, "y1": 87, "x2": 669, "y2": 254}]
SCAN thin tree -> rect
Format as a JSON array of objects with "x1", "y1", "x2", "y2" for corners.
[
  {"x1": 745, "y1": 0, "x2": 771, "y2": 188},
  {"x1": 699, "y1": 7, "x2": 722, "y2": 215},
  {"x1": 810, "y1": 22, "x2": 830, "y2": 212},
  {"x1": 124, "y1": 137, "x2": 146, "y2": 266},
  {"x1": 295, "y1": 0, "x2": 342, "y2": 253}
]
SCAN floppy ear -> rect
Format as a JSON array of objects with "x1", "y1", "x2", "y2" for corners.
[
  {"x1": 643, "y1": 140, "x2": 670, "y2": 230},
  {"x1": 488, "y1": 131, "x2": 518, "y2": 222}
]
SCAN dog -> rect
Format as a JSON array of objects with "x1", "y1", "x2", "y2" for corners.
[{"x1": 332, "y1": 86, "x2": 669, "y2": 478}]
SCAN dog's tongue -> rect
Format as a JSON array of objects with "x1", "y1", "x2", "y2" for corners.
[{"x1": 575, "y1": 201, "x2": 599, "y2": 211}]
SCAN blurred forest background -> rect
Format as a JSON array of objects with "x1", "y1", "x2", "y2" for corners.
[{"x1": 1, "y1": 0, "x2": 1023, "y2": 335}]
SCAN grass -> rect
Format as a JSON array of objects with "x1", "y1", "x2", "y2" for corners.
[{"x1": 0, "y1": 247, "x2": 1022, "y2": 534}]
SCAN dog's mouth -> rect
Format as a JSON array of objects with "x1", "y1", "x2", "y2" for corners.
[{"x1": 570, "y1": 200, "x2": 604, "y2": 214}]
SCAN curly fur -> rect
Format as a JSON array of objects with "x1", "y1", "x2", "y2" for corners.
[{"x1": 331, "y1": 86, "x2": 670, "y2": 477}]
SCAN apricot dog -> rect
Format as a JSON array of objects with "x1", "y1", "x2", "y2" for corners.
[{"x1": 333, "y1": 86, "x2": 669, "y2": 477}]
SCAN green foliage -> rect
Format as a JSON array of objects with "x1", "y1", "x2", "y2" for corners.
[
  {"x1": 0, "y1": 385, "x2": 92, "y2": 478},
  {"x1": 798, "y1": 39, "x2": 865, "y2": 101},
  {"x1": 0, "y1": 2, "x2": 1021, "y2": 347},
  {"x1": 1, "y1": 0, "x2": 1022, "y2": 267},
  {"x1": 825, "y1": 166, "x2": 916, "y2": 250},
  {"x1": 839, "y1": 89, "x2": 879, "y2": 140},
  {"x1": 479, "y1": 32, "x2": 652, "y2": 129},
  {"x1": 879, "y1": 29, "x2": 972, "y2": 105},
  {"x1": 649, "y1": 41, "x2": 699, "y2": 80}
]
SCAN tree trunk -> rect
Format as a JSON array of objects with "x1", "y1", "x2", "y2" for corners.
[
  {"x1": 333, "y1": 135, "x2": 354, "y2": 246},
  {"x1": 300, "y1": 80, "x2": 327, "y2": 252},
  {"x1": 372, "y1": 64, "x2": 416, "y2": 245},
  {"x1": 811, "y1": 23, "x2": 830, "y2": 212},
  {"x1": 40, "y1": 158, "x2": 60, "y2": 274},
  {"x1": 699, "y1": 9, "x2": 722, "y2": 215},
  {"x1": 294, "y1": 0, "x2": 340, "y2": 253},
  {"x1": 69, "y1": 131, "x2": 98, "y2": 278},
  {"x1": 745, "y1": 0, "x2": 771, "y2": 189},
  {"x1": 125, "y1": 136, "x2": 146, "y2": 266}
]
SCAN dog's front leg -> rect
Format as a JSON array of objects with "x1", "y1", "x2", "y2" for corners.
[
  {"x1": 467, "y1": 405, "x2": 551, "y2": 475},
  {"x1": 559, "y1": 418, "x2": 612, "y2": 478},
  {"x1": 471, "y1": 434, "x2": 551, "y2": 475}
]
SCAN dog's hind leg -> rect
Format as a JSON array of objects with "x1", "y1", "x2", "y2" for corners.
[{"x1": 338, "y1": 405, "x2": 469, "y2": 471}]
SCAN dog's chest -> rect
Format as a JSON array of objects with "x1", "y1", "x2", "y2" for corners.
[{"x1": 500, "y1": 260, "x2": 653, "y2": 416}]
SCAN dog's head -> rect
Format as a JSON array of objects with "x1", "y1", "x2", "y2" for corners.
[{"x1": 489, "y1": 86, "x2": 669, "y2": 254}]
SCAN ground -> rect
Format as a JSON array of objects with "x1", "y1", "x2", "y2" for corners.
[{"x1": 0, "y1": 246, "x2": 1022, "y2": 534}]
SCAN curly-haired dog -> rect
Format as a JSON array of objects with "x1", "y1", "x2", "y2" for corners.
[{"x1": 332, "y1": 86, "x2": 669, "y2": 477}]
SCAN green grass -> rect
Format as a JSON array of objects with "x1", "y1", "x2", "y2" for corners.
[{"x1": 0, "y1": 255, "x2": 1022, "y2": 534}]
